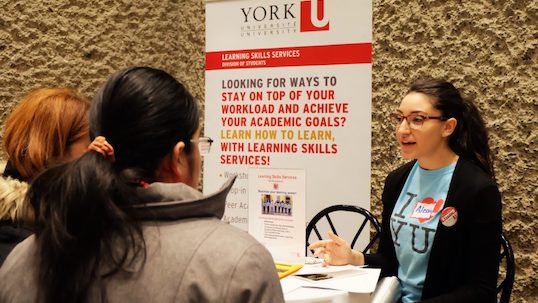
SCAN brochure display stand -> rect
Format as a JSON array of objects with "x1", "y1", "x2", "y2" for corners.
[{"x1": 204, "y1": 0, "x2": 373, "y2": 255}]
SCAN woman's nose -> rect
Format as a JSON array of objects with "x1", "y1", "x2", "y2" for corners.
[{"x1": 396, "y1": 119, "x2": 412, "y2": 134}]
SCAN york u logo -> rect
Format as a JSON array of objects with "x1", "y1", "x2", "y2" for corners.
[
  {"x1": 241, "y1": 3, "x2": 296, "y2": 22},
  {"x1": 300, "y1": 0, "x2": 330, "y2": 32}
]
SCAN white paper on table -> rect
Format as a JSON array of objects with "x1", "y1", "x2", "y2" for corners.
[
  {"x1": 294, "y1": 263, "x2": 365, "y2": 275},
  {"x1": 284, "y1": 265, "x2": 381, "y2": 294},
  {"x1": 280, "y1": 276, "x2": 304, "y2": 294},
  {"x1": 311, "y1": 268, "x2": 380, "y2": 293}
]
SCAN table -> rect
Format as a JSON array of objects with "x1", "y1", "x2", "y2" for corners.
[
  {"x1": 285, "y1": 286, "x2": 372, "y2": 303},
  {"x1": 281, "y1": 265, "x2": 378, "y2": 303},
  {"x1": 283, "y1": 274, "x2": 400, "y2": 303}
]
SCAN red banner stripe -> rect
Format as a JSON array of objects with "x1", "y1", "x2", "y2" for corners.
[{"x1": 206, "y1": 43, "x2": 371, "y2": 70}]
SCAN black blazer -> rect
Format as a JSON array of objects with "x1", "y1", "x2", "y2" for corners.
[{"x1": 365, "y1": 158, "x2": 502, "y2": 303}]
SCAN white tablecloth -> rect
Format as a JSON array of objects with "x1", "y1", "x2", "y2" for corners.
[
  {"x1": 281, "y1": 265, "x2": 379, "y2": 303},
  {"x1": 285, "y1": 287, "x2": 372, "y2": 303},
  {"x1": 282, "y1": 270, "x2": 400, "y2": 303}
]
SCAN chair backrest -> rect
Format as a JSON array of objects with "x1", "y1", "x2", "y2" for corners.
[
  {"x1": 306, "y1": 204, "x2": 381, "y2": 256},
  {"x1": 497, "y1": 232, "x2": 515, "y2": 303}
]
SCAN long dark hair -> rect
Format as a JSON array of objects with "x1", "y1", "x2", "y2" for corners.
[
  {"x1": 28, "y1": 67, "x2": 200, "y2": 303},
  {"x1": 408, "y1": 78, "x2": 495, "y2": 179}
]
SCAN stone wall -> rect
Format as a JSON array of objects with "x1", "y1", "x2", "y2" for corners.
[
  {"x1": 0, "y1": 0, "x2": 536, "y2": 301},
  {"x1": 0, "y1": 0, "x2": 206, "y2": 127}
]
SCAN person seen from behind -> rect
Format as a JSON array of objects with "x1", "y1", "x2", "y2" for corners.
[
  {"x1": 0, "y1": 67, "x2": 284, "y2": 303},
  {"x1": 0, "y1": 88, "x2": 90, "y2": 265}
]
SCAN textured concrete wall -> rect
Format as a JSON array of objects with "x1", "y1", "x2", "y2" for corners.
[
  {"x1": 0, "y1": 0, "x2": 206, "y2": 132},
  {"x1": 0, "y1": 0, "x2": 536, "y2": 301}
]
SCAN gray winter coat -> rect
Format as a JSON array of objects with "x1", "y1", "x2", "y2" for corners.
[{"x1": 0, "y1": 177, "x2": 284, "y2": 302}]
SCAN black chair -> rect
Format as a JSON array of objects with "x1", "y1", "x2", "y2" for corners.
[
  {"x1": 306, "y1": 204, "x2": 381, "y2": 256},
  {"x1": 497, "y1": 232, "x2": 515, "y2": 303}
]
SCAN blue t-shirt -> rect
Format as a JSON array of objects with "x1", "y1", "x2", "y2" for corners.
[{"x1": 390, "y1": 162, "x2": 456, "y2": 303}]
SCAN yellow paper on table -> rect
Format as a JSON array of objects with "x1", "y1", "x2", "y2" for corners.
[{"x1": 275, "y1": 262, "x2": 303, "y2": 279}]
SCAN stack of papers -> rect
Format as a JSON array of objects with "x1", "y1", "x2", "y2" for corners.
[{"x1": 281, "y1": 262, "x2": 381, "y2": 294}]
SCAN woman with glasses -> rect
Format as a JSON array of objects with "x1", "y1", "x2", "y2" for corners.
[
  {"x1": 0, "y1": 67, "x2": 283, "y2": 303},
  {"x1": 310, "y1": 78, "x2": 501, "y2": 303}
]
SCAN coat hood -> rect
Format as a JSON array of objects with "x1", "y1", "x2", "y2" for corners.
[{"x1": 131, "y1": 176, "x2": 237, "y2": 221}]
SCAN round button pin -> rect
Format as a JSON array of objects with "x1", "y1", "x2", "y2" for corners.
[{"x1": 441, "y1": 207, "x2": 458, "y2": 227}]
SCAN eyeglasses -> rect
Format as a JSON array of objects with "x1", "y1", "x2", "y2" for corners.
[
  {"x1": 190, "y1": 136, "x2": 213, "y2": 155},
  {"x1": 390, "y1": 112, "x2": 444, "y2": 129}
]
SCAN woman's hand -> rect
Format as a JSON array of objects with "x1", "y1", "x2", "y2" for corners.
[{"x1": 308, "y1": 232, "x2": 365, "y2": 266}]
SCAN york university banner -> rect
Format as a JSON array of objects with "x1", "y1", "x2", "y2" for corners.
[{"x1": 204, "y1": 0, "x2": 372, "y2": 248}]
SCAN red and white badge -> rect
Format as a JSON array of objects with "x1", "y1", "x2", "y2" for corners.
[{"x1": 440, "y1": 207, "x2": 458, "y2": 227}]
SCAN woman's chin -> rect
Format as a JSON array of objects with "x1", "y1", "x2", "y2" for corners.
[{"x1": 399, "y1": 150, "x2": 415, "y2": 160}]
